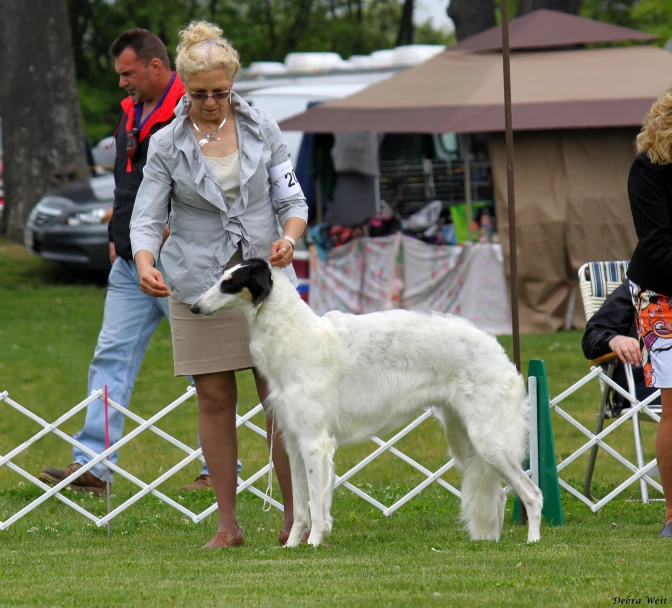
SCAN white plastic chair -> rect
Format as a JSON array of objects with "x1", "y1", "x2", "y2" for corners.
[{"x1": 578, "y1": 261, "x2": 661, "y2": 503}]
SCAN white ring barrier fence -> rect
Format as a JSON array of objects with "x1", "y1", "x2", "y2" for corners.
[
  {"x1": 0, "y1": 387, "x2": 459, "y2": 530},
  {"x1": 2, "y1": 358, "x2": 663, "y2": 531},
  {"x1": 527, "y1": 362, "x2": 662, "y2": 514}
]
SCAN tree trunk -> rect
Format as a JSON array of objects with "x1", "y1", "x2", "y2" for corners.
[
  {"x1": 396, "y1": 0, "x2": 415, "y2": 46},
  {"x1": 517, "y1": 0, "x2": 582, "y2": 15},
  {"x1": 448, "y1": 0, "x2": 497, "y2": 41},
  {"x1": 1, "y1": 0, "x2": 88, "y2": 242}
]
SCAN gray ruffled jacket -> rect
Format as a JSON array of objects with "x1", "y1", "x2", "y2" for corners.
[{"x1": 130, "y1": 92, "x2": 308, "y2": 304}]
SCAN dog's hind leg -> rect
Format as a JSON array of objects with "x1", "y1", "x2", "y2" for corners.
[
  {"x1": 300, "y1": 431, "x2": 337, "y2": 547},
  {"x1": 282, "y1": 434, "x2": 311, "y2": 548},
  {"x1": 444, "y1": 412, "x2": 504, "y2": 541},
  {"x1": 467, "y1": 426, "x2": 543, "y2": 543},
  {"x1": 501, "y1": 461, "x2": 542, "y2": 543}
]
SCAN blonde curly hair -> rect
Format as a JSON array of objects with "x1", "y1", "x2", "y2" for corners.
[
  {"x1": 637, "y1": 86, "x2": 672, "y2": 165},
  {"x1": 175, "y1": 21, "x2": 240, "y2": 84}
]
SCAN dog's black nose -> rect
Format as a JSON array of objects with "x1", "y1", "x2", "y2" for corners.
[{"x1": 190, "y1": 304, "x2": 200, "y2": 314}]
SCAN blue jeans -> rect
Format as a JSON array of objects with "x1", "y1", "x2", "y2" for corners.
[{"x1": 72, "y1": 258, "x2": 210, "y2": 481}]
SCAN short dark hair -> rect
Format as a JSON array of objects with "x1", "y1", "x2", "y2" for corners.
[{"x1": 110, "y1": 28, "x2": 170, "y2": 69}]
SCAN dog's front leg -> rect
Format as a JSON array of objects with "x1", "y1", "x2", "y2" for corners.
[
  {"x1": 301, "y1": 432, "x2": 336, "y2": 547},
  {"x1": 283, "y1": 434, "x2": 310, "y2": 548}
]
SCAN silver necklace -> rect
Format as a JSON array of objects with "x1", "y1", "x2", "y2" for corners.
[{"x1": 189, "y1": 105, "x2": 231, "y2": 146}]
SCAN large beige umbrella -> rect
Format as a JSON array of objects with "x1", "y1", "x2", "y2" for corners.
[{"x1": 279, "y1": 45, "x2": 671, "y2": 134}]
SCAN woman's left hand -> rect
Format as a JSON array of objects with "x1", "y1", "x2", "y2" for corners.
[{"x1": 269, "y1": 238, "x2": 294, "y2": 268}]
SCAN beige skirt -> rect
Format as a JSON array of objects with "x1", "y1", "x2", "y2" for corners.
[{"x1": 169, "y1": 248, "x2": 254, "y2": 376}]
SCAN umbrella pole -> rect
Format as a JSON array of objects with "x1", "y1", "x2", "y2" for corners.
[
  {"x1": 501, "y1": 0, "x2": 525, "y2": 525},
  {"x1": 501, "y1": 0, "x2": 521, "y2": 373},
  {"x1": 316, "y1": 155, "x2": 323, "y2": 225}
]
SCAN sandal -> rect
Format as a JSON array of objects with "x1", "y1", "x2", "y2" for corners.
[{"x1": 202, "y1": 527, "x2": 244, "y2": 549}]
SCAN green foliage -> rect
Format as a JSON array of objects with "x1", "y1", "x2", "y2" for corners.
[
  {"x1": 581, "y1": 0, "x2": 672, "y2": 47},
  {"x1": 580, "y1": 0, "x2": 640, "y2": 28},
  {"x1": 495, "y1": 0, "x2": 521, "y2": 22},
  {"x1": 413, "y1": 21, "x2": 456, "y2": 46},
  {"x1": 631, "y1": 0, "x2": 672, "y2": 47},
  {"x1": 69, "y1": 0, "x2": 455, "y2": 143},
  {"x1": 64, "y1": 0, "x2": 672, "y2": 144},
  {"x1": 78, "y1": 77, "x2": 122, "y2": 144}
]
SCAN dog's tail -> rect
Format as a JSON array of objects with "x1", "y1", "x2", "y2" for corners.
[
  {"x1": 449, "y1": 369, "x2": 531, "y2": 541},
  {"x1": 459, "y1": 456, "x2": 507, "y2": 541}
]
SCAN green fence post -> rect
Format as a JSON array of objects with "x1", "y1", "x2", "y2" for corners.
[{"x1": 514, "y1": 359, "x2": 564, "y2": 526}]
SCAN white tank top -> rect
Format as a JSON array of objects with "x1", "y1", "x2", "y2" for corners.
[{"x1": 205, "y1": 150, "x2": 241, "y2": 206}]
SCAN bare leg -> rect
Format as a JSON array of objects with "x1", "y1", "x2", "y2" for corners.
[
  {"x1": 253, "y1": 369, "x2": 294, "y2": 533},
  {"x1": 194, "y1": 371, "x2": 240, "y2": 542},
  {"x1": 657, "y1": 388, "x2": 672, "y2": 527}
]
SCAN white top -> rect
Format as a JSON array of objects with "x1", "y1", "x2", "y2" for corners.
[{"x1": 205, "y1": 150, "x2": 241, "y2": 206}]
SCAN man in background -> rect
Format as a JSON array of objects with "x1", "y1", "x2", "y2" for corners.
[{"x1": 39, "y1": 29, "x2": 212, "y2": 493}]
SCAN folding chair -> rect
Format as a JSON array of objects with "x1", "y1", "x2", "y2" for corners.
[{"x1": 578, "y1": 261, "x2": 661, "y2": 503}]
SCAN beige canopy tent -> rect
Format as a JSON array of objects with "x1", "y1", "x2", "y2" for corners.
[
  {"x1": 280, "y1": 14, "x2": 670, "y2": 332},
  {"x1": 279, "y1": 45, "x2": 667, "y2": 135}
]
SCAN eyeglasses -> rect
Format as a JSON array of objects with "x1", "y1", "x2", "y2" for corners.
[{"x1": 188, "y1": 90, "x2": 232, "y2": 102}]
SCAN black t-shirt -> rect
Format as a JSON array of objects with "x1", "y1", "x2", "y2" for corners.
[{"x1": 627, "y1": 153, "x2": 672, "y2": 297}]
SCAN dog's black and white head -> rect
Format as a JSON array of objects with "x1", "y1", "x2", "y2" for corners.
[{"x1": 190, "y1": 258, "x2": 273, "y2": 316}]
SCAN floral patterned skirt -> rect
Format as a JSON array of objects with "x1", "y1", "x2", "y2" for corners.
[{"x1": 630, "y1": 280, "x2": 672, "y2": 388}]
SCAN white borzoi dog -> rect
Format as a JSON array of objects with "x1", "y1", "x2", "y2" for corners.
[{"x1": 191, "y1": 259, "x2": 543, "y2": 547}]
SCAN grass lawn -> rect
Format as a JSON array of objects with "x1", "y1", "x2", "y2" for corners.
[{"x1": 0, "y1": 239, "x2": 668, "y2": 607}]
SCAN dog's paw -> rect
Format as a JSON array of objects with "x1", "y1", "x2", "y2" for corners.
[
  {"x1": 527, "y1": 532, "x2": 541, "y2": 543},
  {"x1": 284, "y1": 525, "x2": 309, "y2": 548}
]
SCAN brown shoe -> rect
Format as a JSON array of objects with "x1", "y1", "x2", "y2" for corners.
[
  {"x1": 202, "y1": 527, "x2": 244, "y2": 549},
  {"x1": 39, "y1": 463, "x2": 107, "y2": 496},
  {"x1": 178, "y1": 474, "x2": 213, "y2": 492}
]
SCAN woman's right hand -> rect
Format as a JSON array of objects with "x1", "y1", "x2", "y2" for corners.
[
  {"x1": 138, "y1": 264, "x2": 171, "y2": 297},
  {"x1": 135, "y1": 250, "x2": 171, "y2": 298}
]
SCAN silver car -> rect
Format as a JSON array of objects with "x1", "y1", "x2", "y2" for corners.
[{"x1": 24, "y1": 173, "x2": 114, "y2": 271}]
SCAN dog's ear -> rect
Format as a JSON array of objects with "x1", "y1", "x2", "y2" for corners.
[
  {"x1": 219, "y1": 258, "x2": 272, "y2": 305},
  {"x1": 248, "y1": 258, "x2": 273, "y2": 304}
]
